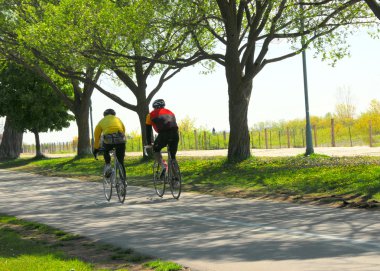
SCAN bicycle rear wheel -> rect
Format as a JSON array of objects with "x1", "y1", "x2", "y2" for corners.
[
  {"x1": 169, "y1": 161, "x2": 182, "y2": 199},
  {"x1": 103, "y1": 166, "x2": 112, "y2": 202},
  {"x1": 115, "y1": 161, "x2": 127, "y2": 203},
  {"x1": 153, "y1": 162, "x2": 165, "y2": 197}
]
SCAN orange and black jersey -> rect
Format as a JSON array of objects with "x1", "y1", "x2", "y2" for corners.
[{"x1": 146, "y1": 108, "x2": 178, "y2": 144}]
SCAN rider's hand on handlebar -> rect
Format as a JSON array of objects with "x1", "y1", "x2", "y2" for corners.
[
  {"x1": 93, "y1": 148, "x2": 99, "y2": 159},
  {"x1": 144, "y1": 144, "x2": 153, "y2": 156}
]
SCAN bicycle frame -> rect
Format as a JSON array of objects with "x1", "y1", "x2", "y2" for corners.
[
  {"x1": 144, "y1": 145, "x2": 182, "y2": 199},
  {"x1": 95, "y1": 147, "x2": 127, "y2": 203}
]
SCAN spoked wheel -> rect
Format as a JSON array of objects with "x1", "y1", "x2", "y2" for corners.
[
  {"x1": 103, "y1": 166, "x2": 112, "y2": 202},
  {"x1": 169, "y1": 161, "x2": 182, "y2": 199},
  {"x1": 153, "y1": 162, "x2": 166, "y2": 197},
  {"x1": 115, "y1": 162, "x2": 127, "y2": 203}
]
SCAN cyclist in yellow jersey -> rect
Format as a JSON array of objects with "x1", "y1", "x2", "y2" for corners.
[{"x1": 93, "y1": 109, "x2": 126, "y2": 177}]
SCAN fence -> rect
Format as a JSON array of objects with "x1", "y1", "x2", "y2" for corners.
[{"x1": 22, "y1": 119, "x2": 380, "y2": 154}]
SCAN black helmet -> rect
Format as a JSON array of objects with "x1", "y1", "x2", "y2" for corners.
[
  {"x1": 152, "y1": 99, "x2": 165, "y2": 109},
  {"x1": 103, "y1": 108, "x2": 116, "y2": 116}
]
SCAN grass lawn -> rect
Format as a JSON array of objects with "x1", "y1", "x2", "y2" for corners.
[
  {"x1": 1, "y1": 153, "x2": 380, "y2": 208},
  {"x1": 0, "y1": 213, "x2": 185, "y2": 271}
]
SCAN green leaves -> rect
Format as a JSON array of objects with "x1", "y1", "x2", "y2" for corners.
[{"x1": 0, "y1": 62, "x2": 74, "y2": 133}]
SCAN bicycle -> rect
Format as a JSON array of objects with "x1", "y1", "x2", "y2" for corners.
[
  {"x1": 94, "y1": 147, "x2": 127, "y2": 203},
  {"x1": 144, "y1": 145, "x2": 182, "y2": 199}
]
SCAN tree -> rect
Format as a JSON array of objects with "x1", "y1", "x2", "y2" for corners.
[
  {"x1": 184, "y1": 0, "x2": 376, "y2": 161},
  {"x1": 0, "y1": 62, "x2": 74, "y2": 158},
  {"x1": 334, "y1": 86, "x2": 356, "y2": 124},
  {"x1": 0, "y1": 0, "x2": 102, "y2": 156},
  {"x1": 0, "y1": 117, "x2": 23, "y2": 159},
  {"x1": 9, "y1": 0, "x2": 212, "y2": 157},
  {"x1": 364, "y1": 0, "x2": 380, "y2": 20}
]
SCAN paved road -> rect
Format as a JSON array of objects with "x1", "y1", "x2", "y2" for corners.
[{"x1": 0, "y1": 169, "x2": 379, "y2": 271}]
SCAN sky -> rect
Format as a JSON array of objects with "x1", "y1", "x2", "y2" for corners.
[{"x1": 14, "y1": 29, "x2": 380, "y2": 144}]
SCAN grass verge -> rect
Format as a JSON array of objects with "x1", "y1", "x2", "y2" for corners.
[
  {"x1": 1, "y1": 153, "x2": 380, "y2": 208},
  {"x1": 0, "y1": 213, "x2": 186, "y2": 271}
]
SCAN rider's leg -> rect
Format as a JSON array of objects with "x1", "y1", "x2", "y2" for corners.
[
  {"x1": 168, "y1": 130, "x2": 179, "y2": 160},
  {"x1": 153, "y1": 133, "x2": 168, "y2": 177},
  {"x1": 153, "y1": 133, "x2": 167, "y2": 167},
  {"x1": 103, "y1": 144, "x2": 112, "y2": 176},
  {"x1": 115, "y1": 143, "x2": 126, "y2": 178}
]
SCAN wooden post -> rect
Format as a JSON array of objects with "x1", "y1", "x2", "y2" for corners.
[
  {"x1": 181, "y1": 133, "x2": 185, "y2": 150},
  {"x1": 278, "y1": 131, "x2": 281, "y2": 148},
  {"x1": 204, "y1": 131, "x2": 207, "y2": 150},
  {"x1": 369, "y1": 120, "x2": 373, "y2": 147},
  {"x1": 258, "y1": 131, "x2": 261, "y2": 148},
  {"x1": 223, "y1": 131, "x2": 227, "y2": 148},
  {"x1": 269, "y1": 130, "x2": 272, "y2": 149},
  {"x1": 194, "y1": 130, "x2": 198, "y2": 150},
  {"x1": 287, "y1": 127, "x2": 290, "y2": 148},
  {"x1": 264, "y1": 128, "x2": 268, "y2": 149},
  {"x1": 313, "y1": 125, "x2": 318, "y2": 147},
  {"x1": 331, "y1": 118, "x2": 336, "y2": 147},
  {"x1": 348, "y1": 126, "x2": 353, "y2": 147}
]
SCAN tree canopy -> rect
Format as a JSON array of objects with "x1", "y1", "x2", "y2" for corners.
[
  {"x1": 176, "y1": 0, "x2": 378, "y2": 161},
  {"x1": 0, "y1": 62, "x2": 74, "y2": 156}
]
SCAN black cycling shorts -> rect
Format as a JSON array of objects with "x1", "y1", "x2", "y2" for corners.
[{"x1": 153, "y1": 129, "x2": 179, "y2": 159}]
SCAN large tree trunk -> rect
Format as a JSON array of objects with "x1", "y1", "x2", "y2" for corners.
[
  {"x1": 136, "y1": 103, "x2": 150, "y2": 159},
  {"x1": 33, "y1": 130, "x2": 43, "y2": 158},
  {"x1": 227, "y1": 80, "x2": 252, "y2": 162},
  {"x1": 0, "y1": 117, "x2": 23, "y2": 159},
  {"x1": 136, "y1": 91, "x2": 150, "y2": 158},
  {"x1": 75, "y1": 105, "x2": 92, "y2": 157}
]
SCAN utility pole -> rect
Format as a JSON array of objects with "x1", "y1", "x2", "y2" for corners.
[{"x1": 300, "y1": 1, "x2": 314, "y2": 155}]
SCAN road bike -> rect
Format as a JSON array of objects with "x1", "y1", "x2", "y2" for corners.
[
  {"x1": 144, "y1": 145, "x2": 182, "y2": 199},
  {"x1": 95, "y1": 148, "x2": 127, "y2": 203}
]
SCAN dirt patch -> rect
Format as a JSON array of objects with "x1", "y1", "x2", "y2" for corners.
[{"x1": 202, "y1": 187, "x2": 380, "y2": 210}]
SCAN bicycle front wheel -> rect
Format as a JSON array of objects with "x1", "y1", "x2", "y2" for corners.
[
  {"x1": 115, "y1": 161, "x2": 127, "y2": 203},
  {"x1": 153, "y1": 162, "x2": 165, "y2": 197},
  {"x1": 103, "y1": 167, "x2": 112, "y2": 202},
  {"x1": 169, "y1": 161, "x2": 182, "y2": 199}
]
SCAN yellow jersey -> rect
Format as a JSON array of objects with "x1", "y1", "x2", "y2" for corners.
[{"x1": 94, "y1": 115, "x2": 125, "y2": 148}]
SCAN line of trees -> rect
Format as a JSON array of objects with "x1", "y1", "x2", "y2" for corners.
[
  {"x1": 21, "y1": 98, "x2": 380, "y2": 154},
  {"x1": 0, "y1": 0, "x2": 378, "y2": 161}
]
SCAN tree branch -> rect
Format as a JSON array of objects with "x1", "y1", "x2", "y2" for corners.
[{"x1": 364, "y1": 0, "x2": 380, "y2": 20}]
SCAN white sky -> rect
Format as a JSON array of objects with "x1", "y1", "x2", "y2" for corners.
[{"x1": 20, "y1": 30, "x2": 380, "y2": 144}]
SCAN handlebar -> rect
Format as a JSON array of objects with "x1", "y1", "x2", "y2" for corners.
[
  {"x1": 94, "y1": 148, "x2": 105, "y2": 160},
  {"x1": 144, "y1": 145, "x2": 153, "y2": 156}
]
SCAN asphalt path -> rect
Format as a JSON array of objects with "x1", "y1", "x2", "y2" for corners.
[{"x1": 0, "y1": 169, "x2": 379, "y2": 271}]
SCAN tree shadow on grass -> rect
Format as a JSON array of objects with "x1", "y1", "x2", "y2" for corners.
[{"x1": 0, "y1": 156, "x2": 47, "y2": 169}]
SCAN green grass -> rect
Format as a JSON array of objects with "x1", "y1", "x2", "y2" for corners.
[
  {"x1": 1, "y1": 154, "x2": 380, "y2": 205},
  {"x1": 144, "y1": 259, "x2": 182, "y2": 271},
  {"x1": 0, "y1": 221, "x2": 94, "y2": 271},
  {"x1": 0, "y1": 214, "x2": 183, "y2": 271}
]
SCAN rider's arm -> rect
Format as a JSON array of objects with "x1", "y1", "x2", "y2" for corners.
[
  {"x1": 94, "y1": 123, "x2": 103, "y2": 149},
  {"x1": 145, "y1": 113, "x2": 153, "y2": 145},
  {"x1": 146, "y1": 124, "x2": 153, "y2": 145}
]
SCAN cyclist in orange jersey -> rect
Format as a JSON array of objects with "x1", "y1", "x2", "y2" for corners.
[{"x1": 145, "y1": 99, "x2": 179, "y2": 178}]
